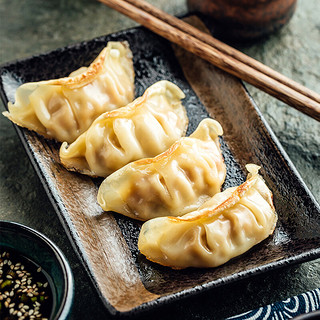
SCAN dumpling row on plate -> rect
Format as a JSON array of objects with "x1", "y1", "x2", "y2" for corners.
[
  {"x1": 3, "y1": 41, "x2": 135, "y2": 143},
  {"x1": 95, "y1": 113, "x2": 277, "y2": 269},
  {"x1": 4, "y1": 41, "x2": 277, "y2": 270},
  {"x1": 97, "y1": 118, "x2": 226, "y2": 220},
  {"x1": 59, "y1": 80, "x2": 188, "y2": 177},
  {"x1": 138, "y1": 164, "x2": 277, "y2": 269}
]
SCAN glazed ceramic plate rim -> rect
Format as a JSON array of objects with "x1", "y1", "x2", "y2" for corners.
[{"x1": 0, "y1": 17, "x2": 320, "y2": 316}]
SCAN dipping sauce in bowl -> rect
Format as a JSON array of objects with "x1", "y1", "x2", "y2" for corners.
[
  {"x1": 0, "y1": 248, "x2": 54, "y2": 319},
  {"x1": 0, "y1": 221, "x2": 74, "y2": 320}
]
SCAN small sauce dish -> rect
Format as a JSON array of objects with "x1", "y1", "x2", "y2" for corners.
[{"x1": 0, "y1": 221, "x2": 74, "y2": 319}]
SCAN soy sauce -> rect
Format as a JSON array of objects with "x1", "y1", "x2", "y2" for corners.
[{"x1": 0, "y1": 247, "x2": 54, "y2": 320}]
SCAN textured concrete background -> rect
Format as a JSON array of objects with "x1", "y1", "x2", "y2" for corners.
[{"x1": 0, "y1": 1, "x2": 319, "y2": 319}]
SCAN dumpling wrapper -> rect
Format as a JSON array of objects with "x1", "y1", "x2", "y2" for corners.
[
  {"x1": 3, "y1": 41, "x2": 134, "y2": 143},
  {"x1": 97, "y1": 118, "x2": 226, "y2": 220},
  {"x1": 59, "y1": 80, "x2": 188, "y2": 177},
  {"x1": 138, "y1": 164, "x2": 277, "y2": 269}
]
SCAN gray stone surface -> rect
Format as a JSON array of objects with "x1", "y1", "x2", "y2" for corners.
[
  {"x1": 0, "y1": 1, "x2": 319, "y2": 319},
  {"x1": 238, "y1": 1, "x2": 320, "y2": 202}
]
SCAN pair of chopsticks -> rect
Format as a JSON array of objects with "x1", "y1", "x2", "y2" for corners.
[{"x1": 98, "y1": 0, "x2": 320, "y2": 122}]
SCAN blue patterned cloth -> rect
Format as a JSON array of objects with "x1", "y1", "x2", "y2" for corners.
[{"x1": 227, "y1": 288, "x2": 320, "y2": 319}]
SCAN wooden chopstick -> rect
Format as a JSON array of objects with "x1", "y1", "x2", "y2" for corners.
[
  {"x1": 98, "y1": 0, "x2": 320, "y2": 121},
  {"x1": 126, "y1": 0, "x2": 320, "y2": 105}
]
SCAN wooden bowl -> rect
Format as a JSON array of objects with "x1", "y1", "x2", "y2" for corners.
[{"x1": 187, "y1": 0, "x2": 297, "y2": 41}]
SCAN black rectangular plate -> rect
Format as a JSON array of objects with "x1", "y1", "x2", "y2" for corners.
[{"x1": 1, "y1": 15, "x2": 319, "y2": 317}]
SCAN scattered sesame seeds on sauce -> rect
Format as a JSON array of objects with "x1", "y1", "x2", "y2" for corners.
[{"x1": 0, "y1": 248, "x2": 53, "y2": 320}]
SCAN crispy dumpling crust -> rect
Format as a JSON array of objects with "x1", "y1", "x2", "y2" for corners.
[
  {"x1": 3, "y1": 41, "x2": 135, "y2": 143},
  {"x1": 97, "y1": 118, "x2": 226, "y2": 220},
  {"x1": 138, "y1": 164, "x2": 277, "y2": 269},
  {"x1": 59, "y1": 80, "x2": 188, "y2": 177}
]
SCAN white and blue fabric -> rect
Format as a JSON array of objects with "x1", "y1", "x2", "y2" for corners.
[{"x1": 228, "y1": 288, "x2": 320, "y2": 319}]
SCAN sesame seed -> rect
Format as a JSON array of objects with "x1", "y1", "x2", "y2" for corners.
[{"x1": 1, "y1": 250, "x2": 52, "y2": 319}]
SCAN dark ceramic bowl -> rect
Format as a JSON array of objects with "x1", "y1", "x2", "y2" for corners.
[{"x1": 0, "y1": 220, "x2": 74, "y2": 319}]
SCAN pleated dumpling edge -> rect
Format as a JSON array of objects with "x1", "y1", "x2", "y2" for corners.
[
  {"x1": 59, "y1": 80, "x2": 188, "y2": 177},
  {"x1": 97, "y1": 118, "x2": 226, "y2": 220},
  {"x1": 138, "y1": 164, "x2": 277, "y2": 269},
  {"x1": 3, "y1": 41, "x2": 135, "y2": 143}
]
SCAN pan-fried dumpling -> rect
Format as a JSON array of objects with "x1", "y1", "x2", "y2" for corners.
[
  {"x1": 97, "y1": 118, "x2": 226, "y2": 220},
  {"x1": 3, "y1": 42, "x2": 134, "y2": 143},
  {"x1": 59, "y1": 80, "x2": 188, "y2": 177},
  {"x1": 138, "y1": 164, "x2": 277, "y2": 269}
]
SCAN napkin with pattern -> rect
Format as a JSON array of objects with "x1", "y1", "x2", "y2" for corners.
[{"x1": 227, "y1": 288, "x2": 320, "y2": 319}]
